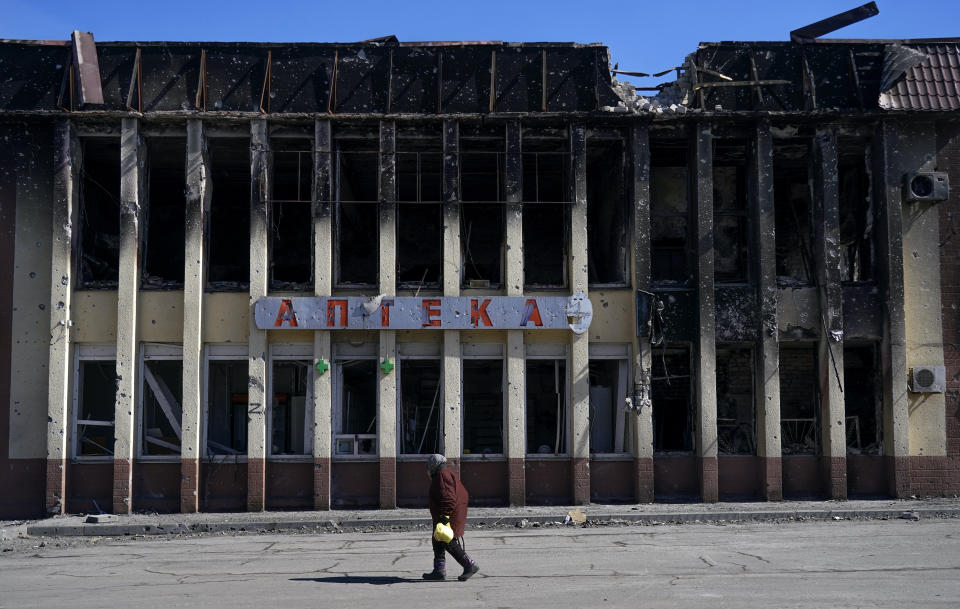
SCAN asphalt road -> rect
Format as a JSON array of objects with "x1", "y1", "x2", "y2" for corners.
[{"x1": 1, "y1": 519, "x2": 958, "y2": 609}]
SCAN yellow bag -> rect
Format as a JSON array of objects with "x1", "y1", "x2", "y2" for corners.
[{"x1": 433, "y1": 521, "x2": 454, "y2": 543}]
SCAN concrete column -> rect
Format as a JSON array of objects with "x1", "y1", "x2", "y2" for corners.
[
  {"x1": 181, "y1": 119, "x2": 209, "y2": 513},
  {"x1": 504, "y1": 120, "x2": 525, "y2": 505},
  {"x1": 442, "y1": 120, "x2": 461, "y2": 467},
  {"x1": 812, "y1": 127, "x2": 847, "y2": 500},
  {"x1": 750, "y1": 121, "x2": 782, "y2": 501},
  {"x1": 630, "y1": 124, "x2": 655, "y2": 503},
  {"x1": 46, "y1": 120, "x2": 78, "y2": 516},
  {"x1": 247, "y1": 119, "x2": 270, "y2": 511},
  {"x1": 569, "y1": 123, "x2": 590, "y2": 505},
  {"x1": 313, "y1": 119, "x2": 333, "y2": 510},
  {"x1": 378, "y1": 120, "x2": 397, "y2": 509},
  {"x1": 692, "y1": 121, "x2": 718, "y2": 502},
  {"x1": 873, "y1": 120, "x2": 910, "y2": 497},
  {"x1": 114, "y1": 118, "x2": 145, "y2": 514}
]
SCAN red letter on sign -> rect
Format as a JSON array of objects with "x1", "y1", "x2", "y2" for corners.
[
  {"x1": 422, "y1": 299, "x2": 442, "y2": 327},
  {"x1": 274, "y1": 299, "x2": 299, "y2": 327},
  {"x1": 471, "y1": 299, "x2": 493, "y2": 327},
  {"x1": 380, "y1": 300, "x2": 393, "y2": 327},
  {"x1": 327, "y1": 299, "x2": 348, "y2": 327},
  {"x1": 521, "y1": 299, "x2": 543, "y2": 327}
]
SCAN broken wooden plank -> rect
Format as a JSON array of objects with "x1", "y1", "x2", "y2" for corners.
[
  {"x1": 71, "y1": 30, "x2": 104, "y2": 105},
  {"x1": 143, "y1": 364, "x2": 183, "y2": 439}
]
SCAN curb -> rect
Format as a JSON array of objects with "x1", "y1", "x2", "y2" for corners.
[{"x1": 24, "y1": 508, "x2": 960, "y2": 538}]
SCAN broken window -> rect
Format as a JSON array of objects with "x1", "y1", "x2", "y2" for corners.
[
  {"x1": 398, "y1": 355, "x2": 442, "y2": 455},
  {"x1": 335, "y1": 142, "x2": 378, "y2": 287},
  {"x1": 462, "y1": 346, "x2": 504, "y2": 456},
  {"x1": 139, "y1": 344, "x2": 182, "y2": 457},
  {"x1": 779, "y1": 343, "x2": 819, "y2": 455},
  {"x1": 73, "y1": 346, "x2": 116, "y2": 458},
  {"x1": 78, "y1": 138, "x2": 121, "y2": 288},
  {"x1": 713, "y1": 141, "x2": 750, "y2": 283},
  {"x1": 843, "y1": 343, "x2": 881, "y2": 455},
  {"x1": 460, "y1": 138, "x2": 505, "y2": 288},
  {"x1": 652, "y1": 347, "x2": 693, "y2": 453},
  {"x1": 774, "y1": 142, "x2": 814, "y2": 284},
  {"x1": 716, "y1": 346, "x2": 755, "y2": 455},
  {"x1": 334, "y1": 347, "x2": 377, "y2": 457},
  {"x1": 270, "y1": 344, "x2": 313, "y2": 456},
  {"x1": 397, "y1": 135, "x2": 443, "y2": 288},
  {"x1": 587, "y1": 138, "x2": 628, "y2": 285},
  {"x1": 208, "y1": 139, "x2": 250, "y2": 289},
  {"x1": 270, "y1": 139, "x2": 313, "y2": 290},
  {"x1": 142, "y1": 138, "x2": 186, "y2": 288},
  {"x1": 650, "y1": 142, "x2": 690, "y2": 284},
  {"x1": 526, "y1": 353, "x2": 568, "y2": 455},
  {"x1": 523, "y1": 134, "x2": 569, "y2": 288},
  {"x1": 588, "y1": 346, "x2": 630, "y2": 454},
  {"x1": 205, "y1": 345, "x2": 248, "y2": 456},
  {"x1": 838, "y1": 139, "x2": 874, "y2": 283}
]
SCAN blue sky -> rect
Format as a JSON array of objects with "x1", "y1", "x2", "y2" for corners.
[{"x1": 5, "y1": 0, "x2": 959, "y2": 87}]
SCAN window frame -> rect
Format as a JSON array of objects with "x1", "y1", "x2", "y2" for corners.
[
  {"x1": 202, "y1": 343, "x2": 249, "y2": 459},
  {"x1": 267, "y1": 343, "x2": 314, "y2": 461},
  {"x1": 524, "y1": 343, "x2": 570, "y2": 458},
  {"x1": 588, "y1": 343, "x2": 632, "y2": 457},
  {"x1": 460, "y1": 343, "x2": 506, "y2": 461},
  {"x1": 396, "y1": 343, "x2": 444, "y2": 459},
  {"x1": 137, "y1": 343, "x2": 183, "y2": 461},
  {"x1": 332, "y1": 343, "x2": 379, "y2": 460},
  {"x1": 72, "y1": 344, "x2": 117, "y2": 462}
]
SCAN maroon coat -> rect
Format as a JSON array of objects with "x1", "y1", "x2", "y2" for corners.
[{"x1": 428, "y1": 464, "x2": 469, "y2": 538}]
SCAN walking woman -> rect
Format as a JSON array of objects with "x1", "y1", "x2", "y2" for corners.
[{"x1": 423, "y1": 454, "x2": 480, "y2": 581}]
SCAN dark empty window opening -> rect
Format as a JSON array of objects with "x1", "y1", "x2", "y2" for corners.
[
  {"x1": 335, "y1": 359, "x2": 378, "y2": 456},
  {"x1": 713, "y1": 141, "x2": 749, "y2": 284},
  {"x1": 397, "y1": 138, "x2": 443, "y2": 288},
  {"x1": 79, "y1": 138, "x2": 121, "y2": 288},
  {"x1": 142, "y1": 138, "x2": 186, "y2": 289},
  {"x1": 779, "y1": 343, "x2": 819, "y2": 455},
  {"x1": 335, "y1": 144, "x2": 378, "y2": 287},
  {"x1": 270, "y1": 359, "x2": 311, "y2": 456},
  {"x1": 716, "y1": 346, "x2": 755, "y2": 455},
  {"x1": 270, "y1": 139, "x2": 313, "y2": 290},
  {"x1": 523, "y1": 137, "x2": 569, "y2": 288},
  {"x1": 587, "y1": 138, "x2": 627, "y2": 285},
  {"x1": 208, "y1": 139, "x2": 250, "y2": 290},
  {"x1": 774, "y1": 143, "x2": 814, "y2": 285},
  {"x1": 75, "y1": 358, "x2": 116, "y2": 457},
  {"x1": 399, "y1": 359, "x2": 442, "y2": 455},
  {"x1": 589, "y1": 358, "x2": 629, "y2": 454},
  {"x1": 843, "y1": 344, "x2": 881, "y2": 455},
  {"x1": 460, "y1": 138, "x2": 504, "y2": 203},
  {"x1": 461, "y1": 138, "x2": 505, "y2": 288},
  {"x1": 526, "y1": 359, "x2": 567, "y2": 455},
  {"x1": 140, "y1": 357, "x2": 182, "y2": 457},
  {"x1": 206, "y1": 359, "x2": 248, "y2": 455},
  {"x1": 838, "y1": 140, "x2": 874, "y2": 283},
  {"x1": 462, "y1": 358, "x2": 504, "y2": 456},
  {"x1": 651, "y1": 142, "x2": 690, "y2": 285},
  {"x1": 652, "y1": 347, "x2": 693, "y2": 453}
]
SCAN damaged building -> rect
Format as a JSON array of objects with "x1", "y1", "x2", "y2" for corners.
[{"x1": 2, "y1": 18, "x2": 960, "y2": 517}]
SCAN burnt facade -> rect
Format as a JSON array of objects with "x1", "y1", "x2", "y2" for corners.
[{"x1": 1, "y1": 33, "x2": 960, "y2": 517}]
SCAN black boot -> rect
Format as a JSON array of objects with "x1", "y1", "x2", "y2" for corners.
[
  {"x1": 423, "y1": 550, "x2": 446, "y2": 580},
  {"x1": 447, "y1": 538, "x2": 480, "y2": 581}
]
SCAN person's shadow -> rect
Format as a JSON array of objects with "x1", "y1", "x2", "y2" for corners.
[{"x1": 291, "y1": 576, "x2": 412, "y2": 585}]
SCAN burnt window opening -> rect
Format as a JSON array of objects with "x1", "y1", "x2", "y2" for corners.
[
  {"x1": 334, "y1": 358, "x2": 378, "y2": 456},
  {"x1": 270, "y1": 359, "x2": 312, "y2": 456},
  {"x1": 397, "y1": 139, "x2": 443, "y2": 288},
  {"x1": 205, "y1": 358, "x2": 248, "y2": 455},
  {"x1": 335, "y1": 145, "x2": 378, "y2": 287},
  {"x1": 774, "y1": 143, "x2": 814, "y2": 285},
  {"x1": 587, "y1": 139, "x2": 628, "y2": 286},
  {"x1": 588, "y1": 358, "x2": 630, "y2": 454},
  {"x1": 526, "y1": 358, "x2": 567, "y2": 455},
  {"x1": 78, "y1": 138, "x2": 121, "y2": 288},
  {"x1": 270, "y1": 140, "x2": 313, "y2": 290},
  {"x1": 74, "y1": 351, "x2": 116, "y2": 457},
  {"x1": 716, "y1": 346, "x2": 755, "y2": 455},
  {"x1": 462, "y1": 358, "x2": 504, "y2": 456},
  {"x1": 652, "y1": 347, "x2": 693, "y2": 453},
  {"x1": 713, "y1": 142, "x2": 750, "y2": 284},
  {"x1": 142, "y1": 138, "x2": 186, "y2": 289},
  {"x1": 139, "y1": 348, "x2": 182, "y2": 457},
  {"x1": 461, "y1": 138, "x2": 505, "y2": 288},
  {"x1": 779, "y1": 343, "x2": 820, "y2": 455},
  {"x1": 208, "y1": 139, "x2": 250, "y2": 290},
  {"x1": 651, "y1": 142, "x2": 691, "y2": 285},
  {"x1": 398, "y1": 358, "x2": 442, "y2": 455},
  {"x1": 523, "y1": 137, "x2": 569, "y2": 288},
  {"x1": 838, "y1": 140, "x2": 874, "y2": 283},
  {"x1": 843, "y1": 343, "x2": 881, "y2": 455}
]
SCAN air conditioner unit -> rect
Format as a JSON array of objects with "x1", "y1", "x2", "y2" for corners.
[
  {"x1": 904, "y1": 171, "x2": 949, "y2": 202},
  {"x1": 909, "y1": 365, "x2": 945, "y2": 393}
]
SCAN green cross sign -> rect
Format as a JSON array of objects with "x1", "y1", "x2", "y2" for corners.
[
  {"x1": 380, "y1": 358, "x2": 394, "y2": 374},
  {"x1": 315, "y1": 359, "x2": 329, "y2": 375}
]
